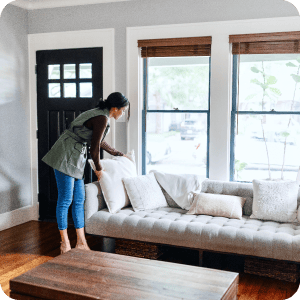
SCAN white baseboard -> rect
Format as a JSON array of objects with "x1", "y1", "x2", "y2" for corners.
[{"x1": 0, "y1": 203, "x2": 39, "y2": 231}]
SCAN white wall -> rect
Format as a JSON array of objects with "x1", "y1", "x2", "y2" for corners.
[{"x1": 0, "y1": 4, "x2": 36, "y2": 230}]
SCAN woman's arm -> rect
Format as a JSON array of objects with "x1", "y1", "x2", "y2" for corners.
[
  {"x1": 89, "y1": 115, "x2": 108, "y2": 171},
  {"x1": 100, "y1": 140, "x2": 124, "y2": 156}
]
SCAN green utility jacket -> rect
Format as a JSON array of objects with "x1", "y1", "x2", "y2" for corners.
[{"x1": 42, "y1": 108, "x2": 110, "y2": 179}]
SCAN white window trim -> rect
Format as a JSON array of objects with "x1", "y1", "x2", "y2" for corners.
[
  {"x1": 126, "y1": 16, "x2": 300, "y2": 179},
  {"x1": 28, "y1": 28, "x2": 115, "y2": 218}
]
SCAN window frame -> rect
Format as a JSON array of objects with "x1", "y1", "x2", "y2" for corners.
[
  {"x1": 142, "y1": 57, "x2": 211, "y2": 176},
  {"x1": 127, "y1": 17, "x2": 300, "y2": 178},
  {"x1": 230, "y1": 54, "x2": 300, "y2": 182}
]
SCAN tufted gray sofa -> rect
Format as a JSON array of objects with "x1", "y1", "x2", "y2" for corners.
[{"x1": 84, "y1": 179, "x2": 300, "y2": 263}]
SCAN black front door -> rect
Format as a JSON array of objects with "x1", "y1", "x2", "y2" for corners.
[{"x1": 37, "y1": 48, "x2": 103, "y2": 221}]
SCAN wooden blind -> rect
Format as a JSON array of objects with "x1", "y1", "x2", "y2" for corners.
[
  {"x1": 138, "y1": 36, "x2": 212, "y2": 57},
  {"x1": 229, "y1": 31, "x2": 300, "y2": 54}
]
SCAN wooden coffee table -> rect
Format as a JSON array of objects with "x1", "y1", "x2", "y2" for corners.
[{"x1": 10, "y1": 248, "x2": 238, "y2": 300}]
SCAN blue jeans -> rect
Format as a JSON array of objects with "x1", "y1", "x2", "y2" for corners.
[{"x1": 54, "y1": 169, "x2": 85, "y2": 230}]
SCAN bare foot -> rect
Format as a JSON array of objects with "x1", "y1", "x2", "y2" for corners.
[
  {"x1": 75, "y1": 242, "x2": 91, "y2": 251},
  {"x1": 60, "y1": 241, "x2": 71, "y2": 254}
]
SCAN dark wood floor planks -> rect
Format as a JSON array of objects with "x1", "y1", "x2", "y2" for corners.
[{"x1": 0, "y1": 220, "x2": 299, "y2": 299}]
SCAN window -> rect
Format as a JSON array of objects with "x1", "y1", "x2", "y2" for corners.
[
  {"x1": 47, "y1": 63, "x2": 93, "y2": 99},
  {"x1": 230, "y1": 32, "x2": 300, "y2": 181},
  {"x1": 139, "y1": 37, "x2": 211, "y2": 176}
]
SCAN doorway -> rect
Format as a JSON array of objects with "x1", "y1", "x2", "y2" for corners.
[{"x1": 37, "y1": 47, "x2": 103, "y2": 221}]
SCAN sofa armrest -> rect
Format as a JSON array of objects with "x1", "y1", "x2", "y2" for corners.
[{"x1": 84, "y1": 181, "x2": 107, "y2": 221}]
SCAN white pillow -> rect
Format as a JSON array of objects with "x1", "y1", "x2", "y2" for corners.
[
  {"x1": 187, "y1": 192, "x2": 246, "y2": 220},
  {"x1": 122, "y1": 172, "x2": 168, "y2": 211},
  {"x1": 250, "y1": 179, "x2": 298, "y2": 223},
  {"x1": 150, "y1": 170, "x2": 203, "y2": 210},
  {"x1": 88, "y1": 150, "x2": 137, "y2": 213}
]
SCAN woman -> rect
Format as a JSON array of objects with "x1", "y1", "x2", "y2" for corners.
[{"x1": 42, "y1": 92, "x2": 130, "y2": 254}]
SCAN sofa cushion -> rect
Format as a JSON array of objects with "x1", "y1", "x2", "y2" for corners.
[
  {"x1": 85, "y1": 206, "x2": 300, "y2": 262},
  {"x1": 201, "y1": 179, "x2": 254, "y2": 216},
  {"x1": 123, "y1": 173, "x2": 168, "y2": 211},
  {"x1": 250, "y1": 179, "x2": 298, "y2": 223},
  {"x1": 88, "y1": 151, "x2": 137, "y2": 214},
  {"x1": 201, "y1": 179, "x2": 300, "y2": 217},
  {"x1": 187, "y1": 193, "x2": 246, "y2": 220}
]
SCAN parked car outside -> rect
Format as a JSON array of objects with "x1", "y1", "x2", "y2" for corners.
[
  {"x1": 169, "y1": 122, "x2": 181, "y2": 132},
  {"x1": 146, "y1": 134, "x2": 172, "y2": 164},
  {"x1": 180, "y1": 119, "x2": 201, "y2": 140}
]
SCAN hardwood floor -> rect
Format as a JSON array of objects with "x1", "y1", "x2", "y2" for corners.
[{"x1": 0, "y1": 220, "x2": 298, "y2": 300}]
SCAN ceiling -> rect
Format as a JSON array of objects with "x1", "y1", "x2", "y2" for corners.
[{"x1": 10, "y1": 0, "x2": 132, "y2": 10}]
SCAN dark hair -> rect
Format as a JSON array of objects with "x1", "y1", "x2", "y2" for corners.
[{"x1": 96, "y1": 92, "x2": 130, "y2": 121}]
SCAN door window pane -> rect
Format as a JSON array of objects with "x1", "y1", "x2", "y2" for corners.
[
  {"x1": 48, "y1": 65, "x2": 60, "y2": 79},
  {"x1": 80, "y1": 63, "x2": 92, "y2": 79},
  {"x1": 148, "y1": 57, "x2": 210, "y2": 110},
  {"x1": 64, "y1": 64, "x2": 76, "y2": 79},
  {"x1": 146, "y1": 113, "x2": 207, "y2": 176},
  {"x1": 48, "y1": 83, "x2": 61, "y2": 98},
  {"x1": 80, "y1": 82, "x2": 93, "y2": 98},
  {"x1": 64, "y1": 83, "x2": 76, "y2": 98}
]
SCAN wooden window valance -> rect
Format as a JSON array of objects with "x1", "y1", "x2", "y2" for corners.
[
  {"x1": 138, "y1": 36, "x2": 212, "y2": 57},
  {"x1": 229, "y1": 31, "x2": 300, "y2": 54}
]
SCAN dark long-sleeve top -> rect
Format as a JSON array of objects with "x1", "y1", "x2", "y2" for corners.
[
  {"x1": 87, "y1": 115, "x2": 124, "y2": 171},
  {"x1": 100, "y1": 140, "x2": 124, "y2": 157}
]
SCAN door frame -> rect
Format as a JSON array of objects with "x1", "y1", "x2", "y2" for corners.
[{"x1": 28, "y1": 28, "x2": 115, "y2": 220}]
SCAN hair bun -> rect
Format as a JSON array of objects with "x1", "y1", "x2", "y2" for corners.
[
  {"x1": 105, "y1": 98, "x2": 112, "y2": 108},
  {"x1": 96, "y1": 92, "x2": 129, "y2": 113}
]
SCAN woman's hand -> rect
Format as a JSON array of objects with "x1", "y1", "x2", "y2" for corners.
[{"x1": 94, "y1": 169, "x2": 105, "y2": 181}]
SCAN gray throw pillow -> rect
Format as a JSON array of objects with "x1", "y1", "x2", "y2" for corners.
[{"x1": 250, "y1": 179, "x2": 298, "y2": 223}]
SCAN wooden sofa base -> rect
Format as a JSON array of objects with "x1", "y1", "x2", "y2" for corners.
[
  {"x1": 244, "y1": 257, "x2": 299, "y2": 283},
  {"x1": 93, "y1": 235, "x2": 300, "y2": 282}
]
